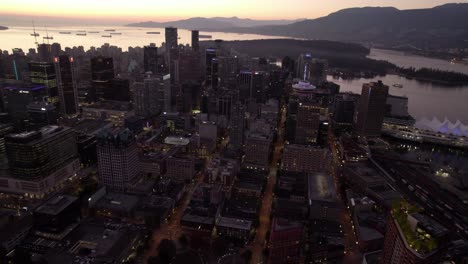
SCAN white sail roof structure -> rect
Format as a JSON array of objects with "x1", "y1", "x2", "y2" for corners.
[{"x1": 415, "y1": 117, "x2": 468, "y2": 136}]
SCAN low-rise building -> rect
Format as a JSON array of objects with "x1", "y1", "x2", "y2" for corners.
[
  {"x1": 216, "y1": 216, "x2": 252, "y2": 245},
  {"x1": 268, "y1": 217, "x2": 304, "y2": 264},
  {"x1": 281, "y1": 144, "x2": 328, "y2": 174}
]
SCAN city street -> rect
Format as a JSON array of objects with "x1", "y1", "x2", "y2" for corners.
[
  {"x1": 248, "y1": 105, "x2": 287, "y2": 264},
  {"x1": 143, "y1": 172, "x2": 205, "y2": 262},
  {"x1": 328, "y1": 128, "x2": 362, "y2": 263}
]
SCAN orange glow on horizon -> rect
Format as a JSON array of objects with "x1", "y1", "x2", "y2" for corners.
[{"x1": 1, "y1": 0, "x2": 467, "y2": 22}]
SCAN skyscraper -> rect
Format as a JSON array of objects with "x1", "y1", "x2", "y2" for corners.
[
  {"x1": 296, "y1": 53, "x2": 328, "y2": 84},
  {"x1": 90, "y1": 56, "x2": 114, "y2": 100},
  {"x1": 295, "y1": 102, "x2": 321, "y2": 145},
  {"x1": 134, "y1": 73, "x2": 171, "y2": 116},
  {"x1": 355, "y1": 81, "x2": 389, "y2": 137},
  {"x1": 108, "y1": 78, "x2": 130, "y2": 101},
  {"x1": 144, "y1": 44, "x2": 158, "y2": 74},
  {"x1": 3, "y1": 85, "x2": 47, "y2": 122},
  {"x1": 5, "y1": 126, "x2": 77, "y2": 180},
  {"x1": 191, "y1": 30, "x2": 199, "y2": 51},
  {"x1": 165, "y1": 27, "x2": 178, "y2": 50},
  {"x1": 205, "y1": 48, "x2": 217, "y2": 88},
  {"x1": 29, "y1": 62, "x2": 59, "y2": 104},
  {"x1": 333, "y1": 93, "x2": 358, "y2": 124},
  {"x1": 96, "y1": 128, "x2": 140, "y2": 192},
  {"x1": 54, "y1": 55, "x2": 78, "y2": 115},
  {"x1": 229, "y1": 102, "x2": 245, "y2": 151},
  {"x1": 37, "y1": 44, "x2": 52, "y2": 62}
]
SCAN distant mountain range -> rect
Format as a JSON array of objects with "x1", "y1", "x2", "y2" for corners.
[
  {"x1": 126, "y1": 16, "x2": 305, "y2": 30},
  {"x1": 128, "y1": 4, "x2": 468, "y2": 49},
  {"x1": 214, "y1": 4, "x2": 468, "y2": 49}
]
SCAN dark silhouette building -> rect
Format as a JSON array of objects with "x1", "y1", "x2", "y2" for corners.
[
  {"x1": 191, "y1": 30, "x2": 199, "y2": 51},
  {"x1": 90, "y1": 56, "x2": 114, "y2": 100},
  {"x1": 205, "y1": 48, "x2": 217, "y2": 88},
  {"x1": 144, "y1": 44, "x2": 158, "y2": 74},
  {"x1": 54, "y1": 55, "x2": 78, "y2": 115},
  {"x1": 108, "y1": 78, "x2": 130, "y2": 101},
  {"x1": 355, "y1": 81, "x2": 389, "y2": 137},
  {"x1": 165, "y1": 27, "x2": 178, "y2": 50}
]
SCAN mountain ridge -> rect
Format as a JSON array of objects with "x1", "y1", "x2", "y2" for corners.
[
  {"x1": 126, "y1": 17, "x2": 305, "y2": 30},
  {"x1": 213, "y1": 3, "x2": 468, "y2": 49}
]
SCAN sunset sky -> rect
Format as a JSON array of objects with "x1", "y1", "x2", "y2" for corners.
[{"x1": 1, "y1": 0, "x2": 467, "y2": 21}]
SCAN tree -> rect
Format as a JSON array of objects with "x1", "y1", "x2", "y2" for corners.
[{"x1": 158, "y1": 239, "x2": 176, "y2": 264}]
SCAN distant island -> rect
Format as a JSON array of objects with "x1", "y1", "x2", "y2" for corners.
[
  {"x1": 126, "y1": 17, "x2": 304, "y2": 31},
  {"x1": 398, "y1": 67, "x2": 468, "y2": 86},
  {"x1": 0, "y1": 26, "x2": 8, "y2": 30}
]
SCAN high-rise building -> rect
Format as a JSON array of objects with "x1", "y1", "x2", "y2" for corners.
[
  {"x1": 237, "y1": 71, "x2": 265, "y2": 103},
  {"x1": 54, "y1": 55, "x2": 78, "y2": 115},
  {"x1": 108, "y1": 78, "x2": 130, "y2": 101},
  {"x1": 90, "y1": 56, "x2": 114, "y2": 100},
  {"x1": 134, "y1": 73, "x2": 171, "y2": 116},
  {"x1": 243, "y1": 134, "x2": 272, "y2": 171},
  {"x1": 96, "y1": 128, "x2": 140, "y2": 192},
  {"x1": 177, "y1": 51, "x2": 203, "y2": 84},
  {"x1": 5, "y1": 126, "x2": 77, "y2": 180},
  {"x1": 205, "y1": 48, "x2": 217, "y2": 88},
  {"x1": 29, "y1": 62, "x2": 59, "y2": 104},
  {"x1": 191, "y1": 30, "x2": 199, "y2": 51},
  {"x1": 229, "y1": 103, "x2": 245, "y2": 151},
  {"x1": 296, "y1": 53, "x2": 328, "y2": 84},
  {"x1": 165, "y1": 27, "x2": 178, "y2": 50},
  {"x1": 144, "y1": 44, "x2": 158, "y2": 74},
  {"x1": 355, "y1": 81, "x2": 389, "y2": 137},
  {"x1": 37, "y1": 44, "x2": 52, "y2": 62},
  {"x1": 333, "y1": 93, "x2": 358, "y2": 124},
  {"x1": 217, "y1": 56, "x2": 239, "y2": 87},
  {"x1": 50, "y1": 43, "x2": 62, "y2": 57},
  {"x1": 295, "y1": 103, "x2": 321, "y2": 145},
  {"x1": 27, "y1": 102, "x2": 57, "y2": 129},
  {"x1": 381, "y1": 203, "x2": 449, "y2": 264},
  {"x1": 3, "y1": 85, "x2": 47, "y2": 122}
]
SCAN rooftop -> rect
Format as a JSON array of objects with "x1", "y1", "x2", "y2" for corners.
[
  {"x1": 308, "y1": 173, "x2": 338, "y2": 202},
  {"x1": 83, "y1": 100, "x2": 132, "y2": 112},
  {"x1": 217, "y1": 216, "x2": 252, "y2": 231},
  {"x1": 73, "y1": 119, "x2": 113, "y2": 135},
  {"x1": 35, "y1": 195, "x2": 78, "y2": 216},
  {"x1": 94, "y1": 192, "x2": 139, "y2": 213},
  {"x1": 5, "y1": 126, "x2": 71, "y2": 144}
]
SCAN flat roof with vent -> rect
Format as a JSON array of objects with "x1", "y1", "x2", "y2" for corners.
[{"x1": 35, "y1": 195, "x2": 78, "y2": 216}]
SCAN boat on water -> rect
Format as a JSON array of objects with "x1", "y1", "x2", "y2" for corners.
[
  {"x1": 59, "y1": 32, "x2": 71, "y2": 34},
  {"x1": 146, "y1": 32, "x2": 160, "y2": 34},
  {"x1": 199, "y1": 35, "x2": 212, "y2": 39},
  {"x1": 104, "y1": 29, "x2": 116, "y2": 32},
  {"x1": 393, "y1": 83, "x2": 403, "y2": 88},
  {"x1": 102, "y1": 35, "x2": 112, "y2": 38},
  {"x1": 110, "y1": 32, "x2": 122, "y2": 35}
]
